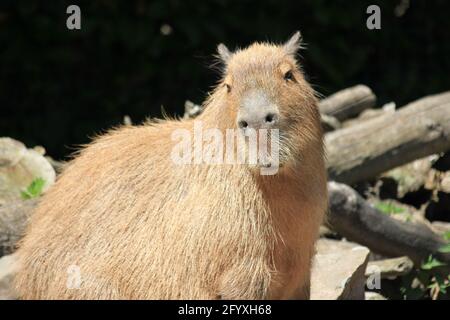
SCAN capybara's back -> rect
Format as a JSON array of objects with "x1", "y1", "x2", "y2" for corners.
[{"x1": 14, "y1": 32, "x2": 327, "y2": 299}]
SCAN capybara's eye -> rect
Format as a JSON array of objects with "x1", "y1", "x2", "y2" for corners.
[
  {"x1": 225, "y1": 83, "x2": 231, "y2": 93},
  {"x1": 284, "y1": 70, "x2": 294, "y2": 82}
]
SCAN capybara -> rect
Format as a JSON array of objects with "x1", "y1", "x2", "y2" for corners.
[{"x1": 14, "y1": 32, "x2": 327, "y2": 299}]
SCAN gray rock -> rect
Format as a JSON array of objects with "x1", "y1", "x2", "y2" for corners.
[
  {"x1": 0, "y1": 137, "x2": 55, "y2": 205},
  {"x1": 366, "y1": 256, "x2": 414, "y2": 279},
  {"x1": 365, "y1": 291, "x2": 387, "y2": 300},
  {"x1": 311, "y1": 239, "x2": 370, "y2": 300},
  {"x1": 0, "y1": 254, "x2": 18, "y2": 300},
  {"x1": 321, "y1": 114, "x2": 341, "y2": 132},
  {"x1": 0, "y1": 199, "x2": 38, "y2": 257},
  {"x1": 431, "y1": 221, "x2": 450, "y2": 235},
  {"x1": 0, "y1": 138, "x2": 27, "y2": 167}
]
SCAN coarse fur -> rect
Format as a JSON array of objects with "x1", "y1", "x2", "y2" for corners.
[{"x1": 14, "y1": 32, "x2": 327, "y2": 299}]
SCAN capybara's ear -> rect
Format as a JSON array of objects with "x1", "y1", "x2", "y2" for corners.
[
  {"x1": 283, "y1": 31, "x2": 303, "y2": 56},
  {"x1": 217, "y1": 43, "x2": 232, "y2": 64}
]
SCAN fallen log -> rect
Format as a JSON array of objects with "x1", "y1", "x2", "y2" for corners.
[
  {"x1": 327, "y1": 181, "x2": 450, "y2": 266},
  {"x1": 318, "y1": 85, "x2": 376, "y2": 121},
  {"x1": 342, "y1": 101, "x2": 396, "y2": 128},
  {"x1": 326, "y1": 92, "x2": 450, "y2": 185}
]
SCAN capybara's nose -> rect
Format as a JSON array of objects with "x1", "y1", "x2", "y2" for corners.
[{"x1": 237, "y1": 110, "x2": 279, "y2": 130}]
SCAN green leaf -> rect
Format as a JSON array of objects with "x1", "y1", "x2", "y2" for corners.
[
  {"x1": 443, "y1": 231, "x2": 450, "y2": 241},
  {"x1": 421, "y1": 255, "x2": 446, "y2": 270},
  {"x1": 20, "y1": 178, "x2": 46, "y2": 200},
  {"x1": 428, "y1": 275, "x2": 450, "y2": 294},
  {"x1": 374, "y1": 202, "x2": 405, "y2": 215},
  {"x1": 438, "y1": 243, "x2": 450, "y2": 254},
  {"x1": 20, "y1": 190, "x2": 32, "y2": 200}
]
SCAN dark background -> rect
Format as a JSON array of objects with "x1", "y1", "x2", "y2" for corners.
[{"x1": 1, "y1": 0, "x2": 449, "y2": 159}]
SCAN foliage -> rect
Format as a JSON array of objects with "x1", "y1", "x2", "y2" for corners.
[
  {"x1": 443, "y1": 231, "x2": 450, "y2": 241},
  {"x1": 400, "y1": 236, "x2": 450, "y2": 300},
  {"x1": 20, "y1": 177, "x2": 46, "y2": 199},
  {"x1": 421, "y1": 255, "x2": 446, "y2": 270},
  {"x1": 374, "y1": 201, "x2": 405, "y2": 215},
  {"x1": 439, "y1": 243, "x2": 450, "y2": 254}
]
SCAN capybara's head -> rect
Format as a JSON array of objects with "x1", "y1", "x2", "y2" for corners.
[{"x1": 215, "y1": 32, "x2": 322, "y2": 171}]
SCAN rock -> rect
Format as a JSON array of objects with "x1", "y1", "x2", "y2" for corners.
[
  {"x1": 32, "y1": 145, "x2": 46, "y2": 156},
  {"x1": 431, "y1": 221, "x2": 450, "y2": 235},
  {"x1": 0, "y1": 199, "x2": 38, "y2": 257},
  {"x1": 365, "y1": 256, "x2": 414, "y2": 279},
  {"x1": 321, "y1": 114, "x2": 341, "y2": 132},
  {"x1": 0, "y1": 254, "x2": 18, "y2": 300},
  {"x1": 45, "y1": 156, "x2": 66, "y2": 174},
  {"x1": 365, "y1": 291, "x2": 387, "y2": 300},
  {"x1": 0, "y1": 138, "x2": 27, "y2": 167},
  {"x1": 123, "y1": 115, "x2": 132, "y2": 126},
  {"x1": 311, "y1": 239, "x2": 370, "y2": 300},
  {"x1": 381, "y1": 101, "x2": 396, "y2": 113},
  {"x1": 0, "y1": 137, "x2": 55, "y2": 205}
]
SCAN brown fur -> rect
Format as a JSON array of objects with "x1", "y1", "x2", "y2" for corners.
[{"x1": 14, "y1": 34, "x2": 327, "y2": 299}]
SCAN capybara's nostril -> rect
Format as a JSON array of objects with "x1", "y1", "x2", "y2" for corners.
[
  {"x1": 238, "y1": 120, "x2": 249, "y2": 129},
  {"x1": 265, "y1": 113, "x2": 276, "y2": 124}
]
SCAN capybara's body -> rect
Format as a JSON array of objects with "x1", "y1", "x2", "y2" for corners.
[{"x1": 14, "y1": 33, "x2": 327, "y2": 299}]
